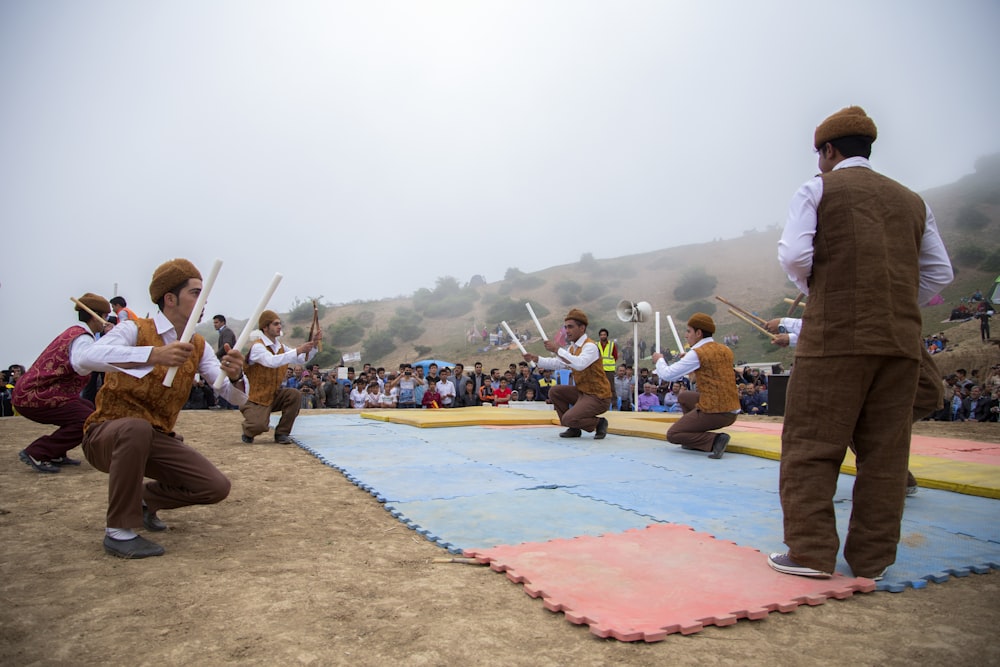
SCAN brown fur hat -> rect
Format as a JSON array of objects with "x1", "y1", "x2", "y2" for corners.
[
  {"x1": 75, "y1": 292, "x2": 111, "y2": 318},
  {"x1": 259, "y1": 309, "x2": 280, "y2": 330},
  {"x1": 814, "y1": 105, "x2": 877, "y2": 149},
  {"x1": 149, "y1": 259, "x2": 202, "y2": 304},
  {"x1": 687, "y1": 312, "x2": 716, "y2": 335},
  {"x1": 565, "y1": 308, "x2": 589, "y2": 327}
]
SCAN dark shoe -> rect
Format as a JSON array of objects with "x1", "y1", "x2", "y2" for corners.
[
  {"x1": 241, "y1": 434, "x2": 254, "y2": 444},
  {"x1": 49, "y1": 455, "x2": 82, "y2": 466},
  {"x1": 19, "y1": 449, "x2": 60, "y2": 473},
  {"x1": 905, "y1": 484, "x2": 918, "y2": 497},
  {"x1": 594, "y1": 417, "x2": 609, "y2": 440},
  {"x1": 559, "y1": 428, "x2": 582, "y2": 438},
  {"x1": 103, "y1": 534, "x2": 165, "y2": 559},
  {"x1": 142, "y1": 505, "x2": 167, "y2": 532},
  {"x1": 274, "y1": 434, "x2": 294, "y2": 444},
  {"x1": 767, "y1": 552, "x2": 830, "y2": 578},
  {"x1": 709, "y1": 433, "x2": 730, "y2": 459}
]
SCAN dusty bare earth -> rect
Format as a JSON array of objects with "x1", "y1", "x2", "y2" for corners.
[{"x1": 1, "y1": 411, "x2": 998, "y2": 667}]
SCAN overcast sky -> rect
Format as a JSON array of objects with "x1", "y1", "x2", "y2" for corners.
[{"x1": 2, "y1": 1, "x2": 998, "y2": 366}]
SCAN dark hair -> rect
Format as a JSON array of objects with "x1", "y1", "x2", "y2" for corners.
[
  {"x1": 599, "y1": 328, "x2": 609, "y2": 335},
  {"x1": 213, "y1": 314, "x2": 226, "y2": 324},
  {"x1": 828, "y1": 135, "x2": 872, "y2": 159},
  {"x1": 155, "y1": 283, "x2": 187, "y2": 311},
  {"x1": 110, "y1": 296, "x2": 127, "y2": 308}
]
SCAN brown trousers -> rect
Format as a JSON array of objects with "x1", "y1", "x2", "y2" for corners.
[
  {"x1": 549, "y1": 385, "x2": 607, "y2": 433},
  {"x1": 82, "y1": 418, "x2": 230, "y2": 529},
  {"x1": 780, "y1": 355, "x2": 919, "y2": 577},
  {"x1": 666, "y1": 390, "x2": 737, "y2": 451},
  {"x1": 240, "y1": 387, "x2": 302, "y2": 439}
]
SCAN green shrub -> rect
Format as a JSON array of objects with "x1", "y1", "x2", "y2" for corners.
[
  {"x1": 953, "y1": 244, "x2": 988, "y2": 268},
  {"x1": 363, "y1": 330, "x2": 396, "y2": 360},
  {"x1": 673, "y1": 269, "x2": 718, "y2": 301},
  {"x1": 329, "y1": 317, "x2": 365, "y2": 347},
  {"x1": 288, "y1": 299, "x2": 326, "y2": 323}
]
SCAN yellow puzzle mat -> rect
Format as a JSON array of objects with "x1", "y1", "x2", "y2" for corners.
[{"x1": 359, "y1": 408, "x2": 1000, "y2": 499}]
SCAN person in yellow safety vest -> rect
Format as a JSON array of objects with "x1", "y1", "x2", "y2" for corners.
[{"x1": 597, "y1": 328, "x2": 618, "y2": 410}]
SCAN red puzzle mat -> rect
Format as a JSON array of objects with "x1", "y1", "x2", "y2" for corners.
[{"x1": 466, "y1": 523, "x2": 875, "y2": 642}]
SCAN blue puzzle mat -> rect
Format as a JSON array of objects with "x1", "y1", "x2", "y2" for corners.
[{"x1": 289, "y1": 414, "x2": 1000, "y2": 592}]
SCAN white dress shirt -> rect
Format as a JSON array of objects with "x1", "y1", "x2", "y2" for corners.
[
  {"x1": 91, "y1": 312, "x2": 248, "y2": 405},
  {"x1": 778, "y1": 157, "x2": 953, "y2": 306},
  {"x1": 536, "y1": 333, "x2": 600, "y2": 372}
]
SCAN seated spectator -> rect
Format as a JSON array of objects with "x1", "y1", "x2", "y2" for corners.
[
  {"x1": 493, "y1": 378, "x2": 512, "y2": 406},
  {"x1": 299, "y1": 371, "x2": 319, "y2": 409},
  {"x1": 614, "y1": 366, "x2": 633, "y2": 411},
  {"x1": 437, "y1": 367, "x2": 457, "y2": 408},
  {"x1": 379, "y1": 379, "x2": 398, "y2": 408},
  {"x1": 421, "y1": 382, "x2": 443, "y2": 409},
  {"x1": 522, "y1": 387, "x2": 537, "y2": 402},
  {"x1": 322, "y1": 373, "x2": 346, "y2": 408},
  {"x1": 390, "y1": 367, "x2": 421, "y2": 408},
  {"x1": 478, "y1": 380, "x2": 495, "y2": 405},
  {"x1": 513, "y1": 364, "x2": 540, "y2": 402},
  {"x1": 637, "y1": 383, "x2": 660, "y2": 411},
  {"x1": 349, "y1": 379, "x2": 368, "y2": 409},
  {"x1": 662, "y1": 381, "x2": 683, "y2": 412},
  {"x1": 959, "y1": 385, "x2": 991, "y2": 422},
  {"x1": 945, "y1": 386, "x2": 964, "y2": 421},
  {"x1": 364, "y1": 382, "x2": 381, "y2": 409},
  {"x1": 184, "y1": 375, "x2": 216, "y2": 410},
  {"x1": 284, "y1": 365, "x2": 304, "y2": 389},
  {"x1": 536, "y1": 368, "x2": 556, "y2": 401},
  {"x1": 456, "y1": 381, "x2": 480, "y2": 407}
]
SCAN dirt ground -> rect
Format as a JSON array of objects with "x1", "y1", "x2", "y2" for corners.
[{"x1": 1, "y1": 410, "x2": 998, "y2": 667}]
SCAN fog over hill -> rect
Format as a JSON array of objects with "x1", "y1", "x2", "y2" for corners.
[{"x1": 255, "y1": 155, "x2": 1000, "y2": 371}]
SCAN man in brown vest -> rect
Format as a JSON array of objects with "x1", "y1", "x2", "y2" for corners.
[
  {"x1": 769, "y1": 107, "x2": 953, "y2": 580},
  {"x1": 651, "y1": 313, "x2": 740, "y2": 458},
  {"x1": 81, "y1": 259, "x2": 250, "y2": 559},
  {"x1": 240, "y1": 310, "x2": 319, "y2": 444},
  {"x1": 522, "y1": 309, "x2": 610, "y2": 439}
]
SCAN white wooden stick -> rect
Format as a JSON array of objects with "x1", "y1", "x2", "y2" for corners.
[
  {"x1": 667, "y1": 315, "x2": 684, "y2": 356},
  {"x1": 525, "y1": 303, "x2": 548, "y2": 341},
  {"x1": 501, "y1": 320, "x2": 535, "y2": 368},
  {"x1": 213, "y1": 273, "x2": 283, "y2": 390},
  {"x1": 163, "y1": 259, "x2": 222, "y2": 387},
  {"x1": 655, "y1": 311, "x2": 661, "y2": 354}
]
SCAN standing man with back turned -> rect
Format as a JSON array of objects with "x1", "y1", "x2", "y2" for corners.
[
  {"x1": 522, "y1": 309, "x2": 610, "y2": 440},
  {"x1": 768, "y1": 106, "x2": 953, "y2": 580}
]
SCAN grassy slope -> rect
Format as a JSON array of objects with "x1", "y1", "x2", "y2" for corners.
[{"x1": 261, "y1": 157, "x2": 1000, "y2": 377}]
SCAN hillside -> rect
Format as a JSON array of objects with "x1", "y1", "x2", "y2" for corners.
[{"x1": 207, "y1": 155, "x2": 1000, "y2": 378}]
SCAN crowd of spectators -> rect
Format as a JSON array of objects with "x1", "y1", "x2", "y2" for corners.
[{"x1": 927, "y1": 365, "x2": 1000, "y2": 422}]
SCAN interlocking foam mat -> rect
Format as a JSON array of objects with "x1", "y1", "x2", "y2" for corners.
[
  {"x1": 464, "y1": 524, "x2": 875, "y2": 641},
  {"x1": 289, "y1": 413, "x2": 1000, "y2": 639}
]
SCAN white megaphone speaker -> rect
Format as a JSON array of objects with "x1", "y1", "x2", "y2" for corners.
[{"x1": 616, "y1": 300, "x2": 652, "y2": 323}]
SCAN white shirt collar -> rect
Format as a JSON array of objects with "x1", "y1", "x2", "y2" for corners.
[{"x1": 833, "y1": 156, "x2": 872, "y2": 171}]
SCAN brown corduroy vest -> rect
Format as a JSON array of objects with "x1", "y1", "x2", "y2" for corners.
[
  {"x1": 691, "y1": 342, "x2": 740, "y2": 413},
  {"x1": 570, "y1": 337, "x2": 612, "y2": 399},
  {"x1": 245, "y1": 339, "x2": 288, "y2": 406},
  {"x1": 85, "y1": 318, "x2": 204, "y2": 434},
  {"x1": 798, "y1": 167, "x2": 926, "y2": 359}
]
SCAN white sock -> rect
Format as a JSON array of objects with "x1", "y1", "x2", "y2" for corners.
[{"x1": 106, "y1": 528, "x2": 138, "y2": 541}]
